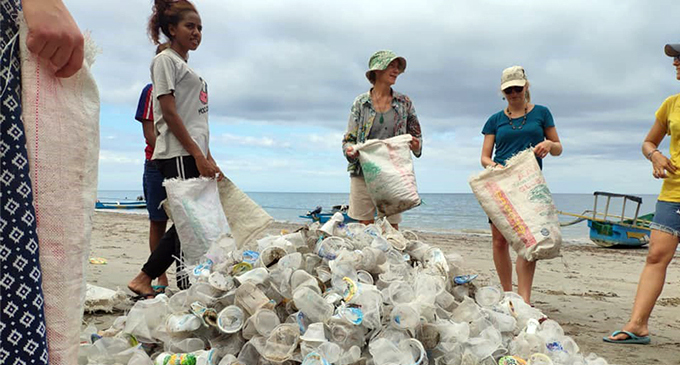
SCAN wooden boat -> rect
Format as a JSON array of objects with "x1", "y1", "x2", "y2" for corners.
[
  {"x1": 558, "y1": 191, "x2": 652, "y2": 248},
  {"x1": 95, "y1": 200, "x2": 146, "y2": 209},
  {"x1": 299, "y1": 204, "x2": 355, "y2": 224}
]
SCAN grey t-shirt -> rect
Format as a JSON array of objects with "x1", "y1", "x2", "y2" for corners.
[
  {"x1": 151, "y1": 48, "x2": 209, "y2": 160},
  {"x1": 367, "y1": 107, "x2": 397, "y2": 140}
]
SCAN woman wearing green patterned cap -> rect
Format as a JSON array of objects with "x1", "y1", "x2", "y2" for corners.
[{"x1": 342, "y1": 50, "x2": 423, "y2": 229}]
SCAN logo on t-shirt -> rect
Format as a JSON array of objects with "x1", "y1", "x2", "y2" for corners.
[{"x1": 199, "y1": 78, "x2": 208, "y2": 105}]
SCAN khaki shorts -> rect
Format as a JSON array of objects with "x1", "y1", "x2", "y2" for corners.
[{"x1": 348, "y1": 176, "x2": 402, "y2": 224}]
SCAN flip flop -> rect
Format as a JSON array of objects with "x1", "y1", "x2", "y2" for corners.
[
  {"x1": 129, "y1": 292, "x2": 158, "y2": 302},
  {"x1": 152, "y1": 285, "x2": 168, "y2": 294},
  {"x1": 454, "y1": 274, "x2": 478, "y2": 285},
  {"x1": 603, "y1": 330, "x2": 650, "y2": 345}
]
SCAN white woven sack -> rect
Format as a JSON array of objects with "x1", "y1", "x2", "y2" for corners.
[
  {"x1": 20, "y1": 21, "x2": 100, "y2": 365},
  {"x1": 163, "y1": 177, "x2": 229, "y2": 265},
  {"x1": 217, "y1": 177, "x2": 273, "y2": 248},
  {"x1": 468, "y1": 149, "x2": 561, "y2": 261},
  {"x1": 355, "y1": 134, "x2": 421, "y2": 216}
]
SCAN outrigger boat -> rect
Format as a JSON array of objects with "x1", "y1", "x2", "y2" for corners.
[
  {"x1": 558, "y1": 191, "x2": 653, "y2": 248},
  {"x1": 299, "y1": 204, "x2": 355, "y2": 224},
  {"x1": 95, "y1": 200, "x2": 146, "y2": 210}
]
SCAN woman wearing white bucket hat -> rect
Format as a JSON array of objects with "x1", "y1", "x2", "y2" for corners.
[
  {"x1": 605, "y1": 43, "x2": 680, "y2": 345},
  {"x1": 479, "y1": 65, "x2": 563, "y2": 305},
  {"x1": 342, "y1": 50, "x2": 423, "y2": 229}
]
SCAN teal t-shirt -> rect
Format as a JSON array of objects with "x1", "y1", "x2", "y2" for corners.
[{"x1": 482, "y1": 104, "x2": 555, "y2": 168}]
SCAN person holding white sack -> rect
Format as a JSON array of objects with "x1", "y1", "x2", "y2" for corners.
[
  {"x1": 128, "y1": 0, "x2": 223, "y2": 299},
  {"x1": 342, "y1": 50, "x2": 423, "y2": 229},
  {"x1": 479, "y1": 65, "x2": 563, "y2": 305}
]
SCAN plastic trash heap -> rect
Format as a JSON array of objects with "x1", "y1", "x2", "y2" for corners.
[{"x1": 81, "y1": 213, "x2": 611, "y2": 365}]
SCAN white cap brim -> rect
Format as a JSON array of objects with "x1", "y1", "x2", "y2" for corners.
[{"x1": 501, "y1": 79, "x2": 527, "y2": 91}]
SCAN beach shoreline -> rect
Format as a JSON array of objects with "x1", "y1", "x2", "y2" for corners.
[{"x1": 85, "y1": 211, "x2": 680, "y2": 364}]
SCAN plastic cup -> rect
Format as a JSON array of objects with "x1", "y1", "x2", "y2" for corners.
[
  {"x1": 291, "y1": 269, "x2": 321, "y2": 294},
  {"x1": 528, "y1": 353, "x2": 554, "y2": 365},
  {"x1": 263, "y1": 324, "x2": 300, "y2": 362},
  {"x1": 476, "y1": 286, "x2": 502, "y2": 308},
  {"x1": 166, "y1": 338, "x2": 205, "y2": 353},
  {"x1": 301, "y1": 352, "x2": 330, "y2": 365},
  {"x1": 234, "y1": 267, "x2": 269, "y2": 285},
  {"x1": 234, "y1": 281, "x2": 270, "y2": 316},
  {"x1": 168, "y1": 289, "x2": 189, "y2": 313},
  {"x1": 259, "y1": 246, "x2": 287, "y2": 269},
  {"x1": 356, "y1": 270, "x2": 374, "y2": 284},
  {"x1": 293, "y1": 286, "x2": 333, "y2": 323},
  {"x1": 390, "y1": 303, "x2": 420, "y2": 330},
  {"x1": 208, "y1": 271, "x2": 234, "y2": 291},
  {"x1": 388, "y1": 281, "x2": 413, "y2": 305},
  {"x1": 166, "y1": 313, "x2": 202, "y2": 333},
  {"x1": 217, "y1": 305, "x2": 245, "y2": 334},
  {"x1": 299, "y1": 322, "x2": 327, "y2": 342},
  {"x1": 252, "y1": 308, "x2": 280, "y2": 337}
]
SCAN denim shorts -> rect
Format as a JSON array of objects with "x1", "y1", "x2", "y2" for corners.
[
  {"x1": 143, "y1": 160, "x2": 168, "y2": 221},
  {"x1": 650, "y1": 200, "x2": 680, "y2": 237}
]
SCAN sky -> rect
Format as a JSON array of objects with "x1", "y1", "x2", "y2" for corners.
[{"x1": 65, "y1": 0, "x2": 680, "y2": 194}]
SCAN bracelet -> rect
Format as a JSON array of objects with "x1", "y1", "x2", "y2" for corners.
[{"x1": 646, "y1": 149, "x2": 660, "y2": 160}]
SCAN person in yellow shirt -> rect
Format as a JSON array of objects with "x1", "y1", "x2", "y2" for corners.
[{"x1": 605, "y1": 43, "x2": 680, "y2": 345}]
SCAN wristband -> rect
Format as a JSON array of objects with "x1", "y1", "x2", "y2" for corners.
[{"x1": 646, "y1": 149, "x2": 660, "y2": 160}]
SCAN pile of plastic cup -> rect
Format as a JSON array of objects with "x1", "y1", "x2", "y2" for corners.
[{"x1": 81, "y1": 217, "x2": 611, "y2": 365}]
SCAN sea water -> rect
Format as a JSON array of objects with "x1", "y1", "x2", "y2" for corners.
[{"x1": 98, "y1": 190, "x2": 658, "y2": 242}]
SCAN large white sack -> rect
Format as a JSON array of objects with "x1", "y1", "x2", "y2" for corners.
[
  {"x1": 20, "y1": 22, "x2": 100, "y2": 365},
  {"x1": 468, "y1": 149, "x2": 561, "y2": 261},
  {"x1": 355, "y1": 134, "x2": 421, "y2": 216},
  {"x1": 217, "y1": 177, "x2": 273, "y2": 248},
  {"x1": 163, "y1": 177, "x2": 229, "y2": 266}
]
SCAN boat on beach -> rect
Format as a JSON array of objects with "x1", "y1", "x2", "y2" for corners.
[
  {"x1": 299, "y1": 204, "x2": 354, "y2": 224},
  {"x1": 558, "y1": 191, "x2": 652, "y2": 248},
  {"x1": 95, "y1": 200, "x2": 146, "y2": 210}
]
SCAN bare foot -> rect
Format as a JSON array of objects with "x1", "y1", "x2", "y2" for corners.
[
  {"x1": 128, "y1": 272, "x2": 155, "y2": 299},
  {"x1": 157, "y1": 273, "x2": 169, "y2": 288},
  {"x1": 609, "y1": 323, "x2": 649, "y2": 340}
]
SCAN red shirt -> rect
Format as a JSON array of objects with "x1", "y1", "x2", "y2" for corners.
[{"x1": 135, "y1": 84, "x2": 154, "y2": 160}]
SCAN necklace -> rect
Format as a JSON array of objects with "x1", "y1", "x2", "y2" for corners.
[
  {"x1": 507, "y1": 105, "x2": 528, "y2": 130},
  {"x1": 379, "y1": 112, "x2": 384, "y2": 124}
]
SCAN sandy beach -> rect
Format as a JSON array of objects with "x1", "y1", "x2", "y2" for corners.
[{"x1": 85, "y1": 211, "x2": 680, "y2": 365}]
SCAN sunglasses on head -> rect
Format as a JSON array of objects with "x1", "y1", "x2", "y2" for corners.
[{"x1": 503, "y1": 86, "x2": 524, "y2": 94}]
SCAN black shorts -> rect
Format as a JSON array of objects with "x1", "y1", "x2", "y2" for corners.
[{"x1": 153, "y1": 155, "x2": 200, "y2": 180}]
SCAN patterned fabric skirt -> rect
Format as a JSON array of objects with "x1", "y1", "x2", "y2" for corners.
[{"x1": 1, "y1": 1, "x2": 50, "y2": 363}]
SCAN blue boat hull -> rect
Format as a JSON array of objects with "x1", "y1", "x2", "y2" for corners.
[
  {"x1": 587, "y1": 220, "x2": 649, "y2": 248},
  {"x1": 95, "y1": 201, "x2": 146, "y2": 210},
  {"x1": 299, "y1": 212, "x2": 354, "y2": 224}
]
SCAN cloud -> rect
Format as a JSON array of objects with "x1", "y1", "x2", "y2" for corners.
[
  {"x1": 63, "y1": 0, "x2": 679, "y2": 193},
  {"x1": 215, "y1": 133, "x2": 291, "y2": 149}
]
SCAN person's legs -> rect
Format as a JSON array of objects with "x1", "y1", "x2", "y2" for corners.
[
  {"x1": 149, "y1": 220, "x2": 168, "y2": 286},
  {"x1": 128, "y1": 156, "x2": 199, "y2": 295},
  {"x1": 143, "y1": 159, "x2": 169, "y2": 287},
  {"x1": 516, "y1": 256, "x2": 537, "y2": 304},
  {"x1": 128, "y1": 225, "x2": 179, "y2": 296},
  {"x1": 609, "y1": 229, "x2": 678, "y2": 340},
  {"x1": 491, "y1": 223, "x2": 513, "y2": 292}
]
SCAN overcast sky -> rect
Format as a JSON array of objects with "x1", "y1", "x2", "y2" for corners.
[{"x1": 65, "y1": 0, "x2": 680, "y2": 194}]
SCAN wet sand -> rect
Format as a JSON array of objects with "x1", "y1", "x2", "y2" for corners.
[{"x1": 85, "y1": 211, "x2": 680, "y2": 365}]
